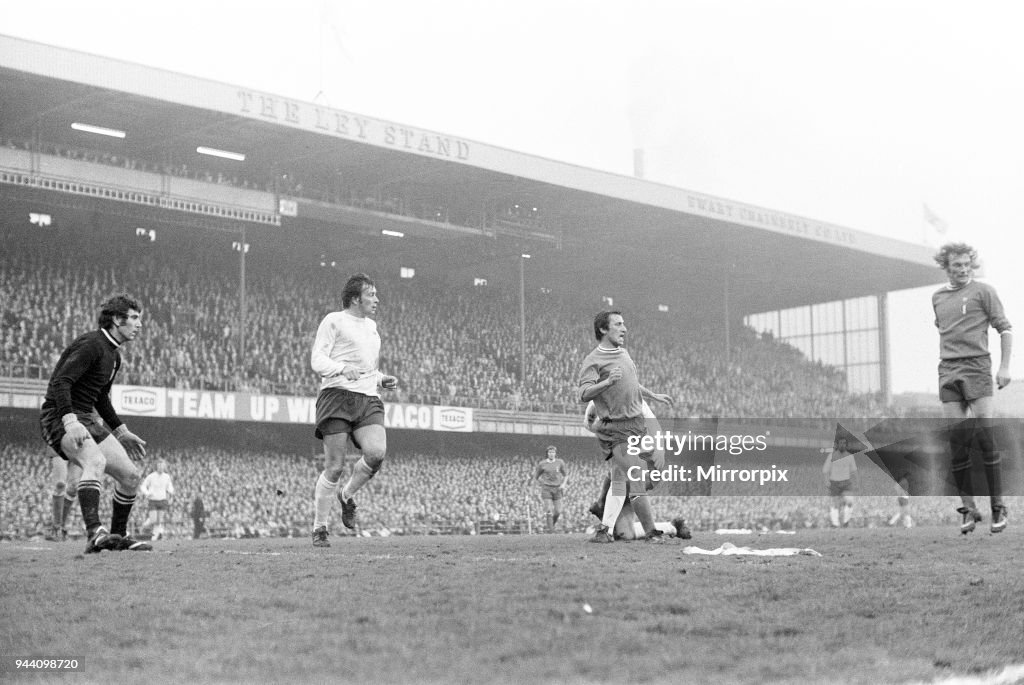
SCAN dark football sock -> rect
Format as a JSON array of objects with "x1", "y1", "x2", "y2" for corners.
[
  {"x1": 111, "y1": 489, "x2": 136, "y2": 537},
  {"x1": 78, "y1": 480, "x2": 102, "y2": 533}
]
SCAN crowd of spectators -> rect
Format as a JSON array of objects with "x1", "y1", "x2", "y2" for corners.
[
  {"x1": 0, "y1": 441, "x2": 984, "y2": 541},
  {"x1": 1, "y1": 219, "x2": 888, "y2": 420}
]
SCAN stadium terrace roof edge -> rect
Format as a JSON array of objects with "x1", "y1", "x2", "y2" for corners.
[{"x1": 0, "y1": 33, "x2": 934, "y2": 270}]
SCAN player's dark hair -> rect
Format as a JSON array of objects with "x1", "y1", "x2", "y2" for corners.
[
  {"x1": 593, "y1": 310, "x2": 622, "y2": 341},
  {"x1": 97, "y1": 294, "x2": 141, "y2": 330},
  {"x1": 342, "y1": 273, "x2": 376, "y2": 309},
  {"x1": 933, "y1": 242, "x2": 979, "y2": 270}
]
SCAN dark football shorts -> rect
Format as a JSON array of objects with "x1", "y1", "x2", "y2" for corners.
[
  {"x1": 595, "y1": 415, "x2": 648, "y2": 461},
  {"x1": 39, "y1": 411, "x2": 111, "y2": 460},
  {"x1": 938, "y1": 356, "x2": 993, "y2": 403},
  {"x1": 540, "y1": 484, "x2": 563, "y2": 501},
  {"x1": 314, "y1": 387, "x2": 385, "y2": 440},
  {"x1": 148, "y1": 499, "x2": 169, "y2": 511},
  {"x1": 829, "y1": 479, "x2": 853, "y2": 497}
]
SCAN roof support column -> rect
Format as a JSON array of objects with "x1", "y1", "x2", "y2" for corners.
[
  {"x1": 877, "y1": 292, "x2": 891, "y2": 405},
  {"x1": 723, "y1": 267, "x2": 731, "y2": 363}
]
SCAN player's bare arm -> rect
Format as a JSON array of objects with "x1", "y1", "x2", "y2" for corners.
[
  {"x1": 997, "y1": 330, "x2": 1012, "y2": 389},
  {"x1": 639, "y1": 384, "x2": 674, "y2": 407}
]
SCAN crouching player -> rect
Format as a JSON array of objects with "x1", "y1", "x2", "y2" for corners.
[{"x1": 39, "y1": 295, "x2": 152, "y2": 553}]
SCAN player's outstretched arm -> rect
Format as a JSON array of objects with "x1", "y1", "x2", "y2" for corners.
[{"x1": 639, "y1": 384, "x2": 674, "y2": 407}]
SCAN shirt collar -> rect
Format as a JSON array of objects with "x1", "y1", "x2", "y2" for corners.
[
  {"x1": 100, "y1": 328, "x2": 122, "y2": 349},
  {"x1": 945, "y1": 278, "x2": 973, "y2": 291}
]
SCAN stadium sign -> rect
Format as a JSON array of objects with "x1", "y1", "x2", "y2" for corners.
[
  {"x1": 685, "y1": 192, "x2": 858, "y2": 248},
  {"x1": 434, "y1": 407, "x2": 473, "y2": 432},
  {"x1": 94, "y1": 385, "x2": 476, "y2": 431},
  {"x1": 237, "y1": 90, "x2": 472, "y2": 163},
  {"x1": 113, "y1": 387, "x2": 164, "y2": 416}
]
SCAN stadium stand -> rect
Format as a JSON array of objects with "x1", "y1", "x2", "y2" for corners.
[
  {"x1": 1, "y1": 209, "x2": 889, "y2": 419},
  {"x1": 0, "y1": 139, "x2": 916, "y2": 540}
]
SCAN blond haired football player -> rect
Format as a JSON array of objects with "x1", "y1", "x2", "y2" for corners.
[{"x1": 932, "y1": 242, "x2": 1012, "y2": 534}]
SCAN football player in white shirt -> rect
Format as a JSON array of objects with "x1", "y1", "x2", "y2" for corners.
[{"x1": 310, "y1": 273, "x2": 399, "y2": 547}]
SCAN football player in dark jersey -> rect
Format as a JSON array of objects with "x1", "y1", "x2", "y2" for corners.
[{"x1": 40, "y1": 294, "x2": 152, "y2": 553}]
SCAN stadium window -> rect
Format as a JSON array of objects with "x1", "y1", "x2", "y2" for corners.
[
  {"x1": 400, "y1": 267, "x2": 415, "y2": 279},
  {"x1": 135, "y1": 228, "x2": 156, "y2": 242},
  {"x1": 474, "y1": 277, "x2": 488, "y2": 287}
]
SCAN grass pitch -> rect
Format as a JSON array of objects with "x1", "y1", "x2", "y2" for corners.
[{"x1": 2, "y1": 526, "x2": 1023, "y2": 685}]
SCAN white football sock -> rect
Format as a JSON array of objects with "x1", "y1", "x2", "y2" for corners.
[
  {"x1": 341, "y1": 458, "x2": 376, "y2": 501},
  {"x1": 313, "y1": 472, "x2": 339, "y2": 529},
  {"x1": 601, "y1": 480, "x2": 627, "y2": 530}
]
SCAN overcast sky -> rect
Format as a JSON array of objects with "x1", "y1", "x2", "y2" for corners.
[{"x1": 5, "y1": 0, "x2": 1023, "y2": 394}]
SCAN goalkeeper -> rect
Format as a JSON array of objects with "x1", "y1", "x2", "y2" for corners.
[{"x1": 39, "y1": 294, "x2": 152, "y2": 553}]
